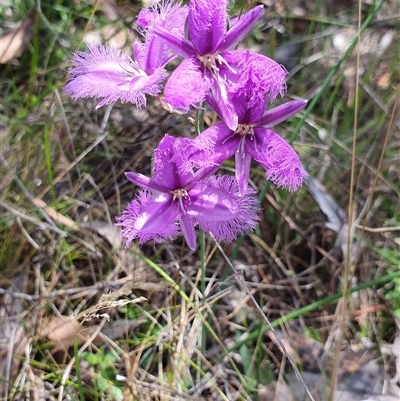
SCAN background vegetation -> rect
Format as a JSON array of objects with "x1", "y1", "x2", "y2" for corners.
[{"x1": 1, "y1": 0, "x2": 399, "y2": 400}]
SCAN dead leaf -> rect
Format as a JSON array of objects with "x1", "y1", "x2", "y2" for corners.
[
  {"x1": 306, "y1": 176, "x2": 346, "y2": 234},
  {"x1": 83, "y1": 221, "x2": 122, "y2": 249},
  {"x1": 39, "y1": 316, "x2": 92, "y2": 351},
  {"x1": 0, "y1": 9, "x2": 35, "y2": 64}
]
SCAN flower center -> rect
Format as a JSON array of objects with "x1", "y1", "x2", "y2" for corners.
[
  {"x1": 170, "y1": 188, "x2": 190, "y2": 215},
  {"x1": 222, "y1": 124, "x2": 255, "y2": 147},
  {"x1": 199, "y1": 54, "x2": 220, "y2": 73},
  {"x1": 117, "y1": 59, "x2": 148, "y2": 91},
  {"x1": 172, "y1": 188, "x2": 189, "y2": 201},
  {"x1": 122, "y1": 58, "x2": 147, "y2": 79},
  {"x1": 235, "y1": 124, "x2": 255, "y2": 138},
  {"x1": 198, "y1": 53, "x2": 236, "y2": 76}
]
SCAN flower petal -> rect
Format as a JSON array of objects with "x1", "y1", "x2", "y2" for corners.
[
  {"x1": 248, "y1": 128, "x2": 307, "y2": 191},
  {"x1": 188, "y1": 0, "x2": 228, "y2": 54},
  {"x1": 116, "y1": 192, "x2": 180, "y2": 247},
  {"x1": 188, "y1": 175, "x2": 260, "y2": 242},
  {"x1": 134, "y1": 39, "x2": 170, "y2": 76},
  {"x1": 125, "y1": 172, "x2": 169, "y2": 193},
  {"x1": 137, "y1": 0, "x2": 188, "y2": 34},
  {"x1": 163, "y1": 57, "x2": 211, "y2": 112},
  {"x1": 179, "y1": 214, "x2": 197, "y2": 250},
  {"x1": 221, "y1": 50, "x2": 288, "y2": 121},
  {"x1": 209, "y1": 74, "x2": 238, "y2": 130},
  {"x1": 187, "y1": 182, "x2": 239, "y2": 221},
  {"x1": 171, "y1": 137, "x2": 220, "y2": 179},
  {"x1": 258, "y1": 99, "x2": 307, "y2": 127},
  {"x1": 136, "y1": 1, "x2": 188, "y2": 74},
  {"x1": 189, "y1": 122, "x2": 238, "y2": 168},
  {"x1": 235, "y1": 139, "x2": 252, "y2": 195},
  {"x1": 220, "y1": 5, "x2": 263, "y2": 52},
  {"x1": 153, "y1": 135, "x2": 195, "y2": 189},
  {"x1": 152, "y1": 25, "x2": 195, "y2": 58}
]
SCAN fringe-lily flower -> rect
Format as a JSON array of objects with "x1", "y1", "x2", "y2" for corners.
[
  {"x1": 116, "y1": 135, "x2": 260, "y2": 250},
  {"x1": 64, "y1": 0, "x2": 188, "y2": 108},
  {"x1": 187, "y1": 99, "x2": 308, "y2": 195},
  {"x1": 154, "y1": 0, "x2": 287, "y2": 130}
]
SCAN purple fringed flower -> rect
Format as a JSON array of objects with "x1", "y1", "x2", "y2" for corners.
[
  {"x1": 136, "y1": 0, "x2": 188, "y2": 75},
  {"x1": 64, "y1": 0, "x2": 188, "y2": 108},
  {"x1": 116, "y1": 135, "x2": 260, "y2": 250},
  {"x1": 154, "y1": 0, "x2": 287, "y2": 130},
  {"x1": 64, "y1": 44, "x2": 167, "y2": 108},
  {"x1": 186, "y1": 99, "x2": 308, "y2": 194}
]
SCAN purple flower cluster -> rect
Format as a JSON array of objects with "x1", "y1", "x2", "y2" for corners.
[{"x1": 65, "y1": 0, "x2": 307, "y2": 250}]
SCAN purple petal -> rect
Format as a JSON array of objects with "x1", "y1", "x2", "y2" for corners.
[
  {"x1": 235, "y1": 139, "x2": 252, "y2": 195},
  {"x1": 248, "y1": 128, "x2": 307, "y2": 191},
  {"x1": 173, "y1": 136, "x2": 219, "y2": 175},
  {"x1": 179, "y1": 214, "x2": 197, "y2": 250},
  {"x1": 153, "y1": 135, "x2": 195, "y2": 189},
  {"x1": 209, "y1": 74, "x2": 238, "y2": 130},
  {"x1": 136, "y1": 1, "x2": 188, "y2": 73},
  {"x1": 116, "y1": 192, "x2": 180, "y2": 247},
  {"x1": 125, "y1": 172, "x2": 169, "y2": 193},
  {"x1": 137, "y1": 1, "x2": 188, "y2": 33},
  {"x1": 204, "y1": 93, "x2": 222, "y2": 118},
  {"x1": 222, "y1": 51, "x2": 288, "y2": 120},
  {"x1": 189, "y1": 175, "x2": 260, "y2": 242},
  {"x1": 187, "y1": 182, "x2": 240, "y2": 221},
  {"x1": 188, "y1": 0, "x2": 228, "y2": 54},
  {"x1": 219, "y1": 5, "x2": 264, "y2": 52},
  {"x1": 189, "y1": 122, "x2": 238, "y2": 167},
  {"x1": 134, "y1": 37, "x2": 169, "y2": 75},
  {"x1": 152, "y1": 26, "x2": 195, "y2": 58},
  {"x1": 206, "y1": 50, "x2": 287, "y2": 126},
  {"x1": 163, "y1": 57, "x2": 211, "y2": 112},
  {"x1": 258, "y1": 99, "x2": 307, "y2": 127},
  {"x1": 64, "y1": 44, "x2": 167, "y2": 108},
  {"x1": 159, "y1": 136, "x2": 220, "y2": 183}
]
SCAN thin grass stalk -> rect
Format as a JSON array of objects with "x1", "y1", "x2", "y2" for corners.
[
  {"x1": 199, "y1": 230, "x2": 207, "y2": 374},
  {"x1": 328, "y1": 0, "x2": 362, "y2": 398},
  {"x1": 195, "y1": 106, "x2": 212, "y2": 374},
  {"x1": 27, "y1": 12, "x2": 39, "y2": 108},
  {"x1": 43, "y1": 124, "x2": 56, "y2": 203},
  {"x1": 73, "y1": 339, "x2": 85, "y2": 401}
]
